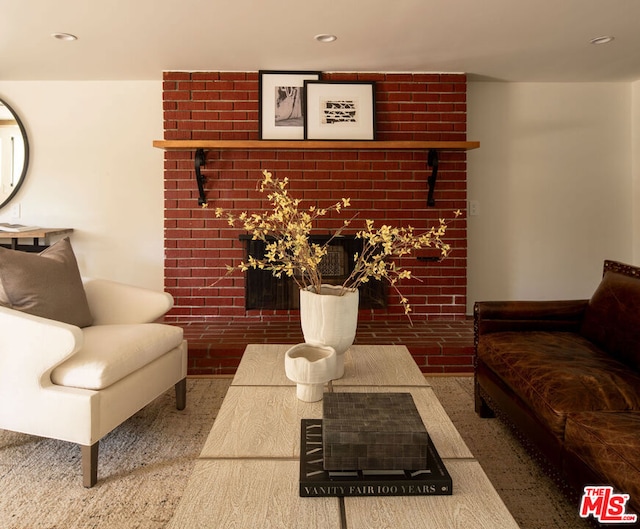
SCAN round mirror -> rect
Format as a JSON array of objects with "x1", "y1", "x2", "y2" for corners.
[{"x1": 0, "y1": 98, "x2": 29, "y2": 210}]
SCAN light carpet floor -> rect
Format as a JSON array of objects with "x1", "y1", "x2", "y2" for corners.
[
  {"x1": 0, "y1": 379, "x2": 230, "y2": 529},
  {"x1": 0, "y1": 377, "x2": 595, "y2": 529}
]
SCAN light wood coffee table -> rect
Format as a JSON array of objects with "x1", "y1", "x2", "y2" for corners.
[{"x1": 168, "y1": 344, "x2": 519, "y2": 528}]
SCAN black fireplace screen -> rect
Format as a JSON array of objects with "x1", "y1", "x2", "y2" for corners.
[{"x1": 241, "y1": 235, "x2": 387, "y2": 310}]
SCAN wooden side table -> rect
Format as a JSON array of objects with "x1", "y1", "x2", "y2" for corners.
[{"x1": 0, "y1": 228, "x2": 73, "y2": 252}]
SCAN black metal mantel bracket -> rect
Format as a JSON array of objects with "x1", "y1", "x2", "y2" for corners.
[
  {"x1": 194, "y1": 148, "x2": 208, "y2": 207},
  {"x1": 192, "y1": 146, "x2": 440, "y2": 208},
  {"x1": 426, "y1": 148, "x2": 439, "y2": 207}
]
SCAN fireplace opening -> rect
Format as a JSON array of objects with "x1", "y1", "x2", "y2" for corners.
[{"x1": 241, "y1": 235, "x2": 387, "y2": 310}]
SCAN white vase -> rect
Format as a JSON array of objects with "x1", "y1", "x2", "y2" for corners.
[
  {"x1": 299, "y1": 284, "x2": 359, "y2": 379},
  {"x1": 284, "y1": 343, "x2": 336, "y2": 402}
]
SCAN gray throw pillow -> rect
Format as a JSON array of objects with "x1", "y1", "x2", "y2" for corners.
[{"x1": 0, "y1": 237, "x2": 93, "y2": 327}]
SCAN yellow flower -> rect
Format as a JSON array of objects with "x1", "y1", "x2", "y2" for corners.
[{"x1": 212, "y1": 170, "x2": 457, "y2": 322}]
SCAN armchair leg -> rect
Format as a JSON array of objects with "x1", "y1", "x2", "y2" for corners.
[
  {"x1": 175, "y1": 378, "x2": 187, "y2": 410},
  {"x1": 81, "y1": 442, "x2": 99, "y2": 488}
]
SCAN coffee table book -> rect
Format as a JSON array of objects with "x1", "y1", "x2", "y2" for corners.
[{"x1": 300, "y1": 419, "x2": 452, "y2": 497}]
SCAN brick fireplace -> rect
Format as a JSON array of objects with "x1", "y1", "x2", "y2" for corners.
[{"x1": 161, "y1": 71, "x2": 472, "y2": 374}]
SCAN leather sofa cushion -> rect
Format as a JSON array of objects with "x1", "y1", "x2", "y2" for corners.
[
  {"x1": 580, "y1": 269, "x2": 640, "y2": 370},
  {"x1": 478, "y1": 331, "x2": 640, "y2": 439},
  {"x1": 565, "y1": 411, "x2": 640, "y2": 512},
  {"x1": 51, "y1": 323, "x2": 184, "y2": 390}
]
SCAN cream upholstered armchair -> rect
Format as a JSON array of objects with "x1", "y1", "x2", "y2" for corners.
[{"x1": 0, "y1": 238, "x2": 187, "y2": 487}]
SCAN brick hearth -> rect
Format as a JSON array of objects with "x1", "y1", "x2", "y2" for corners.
[{"x1": 174, "y1": 318, "x2": 474, "y2": 376}]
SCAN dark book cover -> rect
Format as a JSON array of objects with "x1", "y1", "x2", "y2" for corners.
[{"x1": 300, "y1": 419, "x2": 453, "y2": 497}]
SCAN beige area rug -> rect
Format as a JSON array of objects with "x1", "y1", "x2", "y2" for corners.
[
  {"x1": 0, "y1": 379, "x2": 231, "y2": 529},
  {"x1": 1, "y1": 377, "x2": 596, "y2": 529}
]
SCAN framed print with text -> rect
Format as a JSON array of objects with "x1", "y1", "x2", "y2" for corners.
[
  {"x1": 259, "y1": 70, "x2": 321, "y2": 140},
  {"x1": 304, "y1": 81, "x2": 376, "y2": 140}
]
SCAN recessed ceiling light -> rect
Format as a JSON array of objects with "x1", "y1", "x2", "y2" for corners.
[
  {"x1": 314, "y1": 34, "x2": 337, "y2": 43},
  {"x1": 51, "y1": 32, "x2": 78, "y2": 41},
  {"x1": 590, "y1": 35, "x2": 614, "y2": 45}
]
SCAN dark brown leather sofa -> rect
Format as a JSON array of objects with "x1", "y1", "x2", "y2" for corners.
[{"x1": 474, "y1": 260, "x2": 640, "y2": 515}]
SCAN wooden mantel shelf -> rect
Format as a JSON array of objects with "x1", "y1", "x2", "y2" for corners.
[
  {"x1": 153, "y1": 139, "x2": 479, "y2": 151},
  {"x1": 154, "y1": 139, "x2": 479, "y2": 207}
]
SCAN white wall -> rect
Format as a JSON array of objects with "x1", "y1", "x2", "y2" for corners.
[
  {"x1": 467, "y1": 82, "x2": 634, "y2": 313},
  {"x1": 0, "y1": 80, "x2": 636, "y2": 308},
  {"x1": 0, "y1": 81, "x2": 165, "y2": 290},
  {"x1": 633, "y1": 81, "x2": 640, "y2": 263}
]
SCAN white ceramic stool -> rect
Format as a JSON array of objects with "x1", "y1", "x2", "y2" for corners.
[{"x1": 284, "y1": 343, "x2": 337, "y2": 402}]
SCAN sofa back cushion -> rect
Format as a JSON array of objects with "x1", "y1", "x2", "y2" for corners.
[
  {"x1": 580, "y1": 261, "x2": 640, "y2": 370},
  {"x1": 0, "y1": 237, "x2": 93, "y2": 327}
]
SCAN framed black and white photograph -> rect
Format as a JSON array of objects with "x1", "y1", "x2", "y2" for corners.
[
  {"x1": 304, "y1": 81, "x2": 376, "y2": 140},
  {"x1": 259, "y1": 70, "x2": 321, "y2": 140}
]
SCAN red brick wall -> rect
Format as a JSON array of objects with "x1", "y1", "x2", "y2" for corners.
[{"x1": 162, "y1": 71, "x2": 468, "y2": 325}]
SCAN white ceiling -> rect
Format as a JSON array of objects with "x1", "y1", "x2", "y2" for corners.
[{"x1": 2, "y1": 0, "x2": 640, "y2": 82}]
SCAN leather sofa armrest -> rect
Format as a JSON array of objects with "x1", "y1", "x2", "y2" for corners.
[{"x1": 474, "y1": 299, "x2": 588, "y2": 339}]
